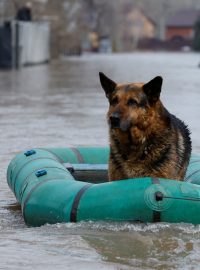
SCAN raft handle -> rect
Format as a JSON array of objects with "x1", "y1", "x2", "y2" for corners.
[
  {"x1": 24, "y1": 150, "x2": 36, "y2": 157},
  {"x1": 35, "y1": 169, "x2": 47, "y2": 177}
]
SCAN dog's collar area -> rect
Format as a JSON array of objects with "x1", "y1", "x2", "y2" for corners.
[
  {"x1": 142, "y1": 145, "x2": 152, "y2": 155},
  {"x1": 144, "y1": 146, "x2": 148, "y2": 155},
  {"x1": 139, "y1": 145, "x2": 154, "y2": 160}
]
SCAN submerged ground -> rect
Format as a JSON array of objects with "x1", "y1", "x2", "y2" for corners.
[{"x1": 1, "y1": 52, "x2": 200, "y2": 269}]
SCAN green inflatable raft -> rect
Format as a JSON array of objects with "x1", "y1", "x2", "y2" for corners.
[{"x1": 7, "y1": 147, "x2": 200, "y2": 226}]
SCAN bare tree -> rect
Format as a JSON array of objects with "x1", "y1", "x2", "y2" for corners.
[
  {"x1": 3, "y1": 0, "x2": 200, "y2": 55},
  {"x1": 81, "y1": 0, "x2": 116, "y2": 36}
]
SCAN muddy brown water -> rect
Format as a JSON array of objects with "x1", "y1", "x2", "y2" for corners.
[{"x1": 1, "y1": 52, "x2": 200, "y2": 269}]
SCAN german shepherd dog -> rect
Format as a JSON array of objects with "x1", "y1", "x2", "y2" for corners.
[{"x1": 99, "y1": 72, "x2": 192, "y2": 181}]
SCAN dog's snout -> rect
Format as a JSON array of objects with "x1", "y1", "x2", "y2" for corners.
[{"x1": 110, "y1": 113, "x2": 120, "y2": 128}]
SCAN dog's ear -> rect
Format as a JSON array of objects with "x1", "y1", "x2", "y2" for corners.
[
  {"x1": 143, "y1": 76, "x2": 163, "y2": 104},
  {"x1": 99, "y1": 72, "x2": 117, "y2": 98}
]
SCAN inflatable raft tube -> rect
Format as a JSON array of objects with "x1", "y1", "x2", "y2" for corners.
[{"x1": 7, "y1": 147, "x2": 200, "y2": 226}]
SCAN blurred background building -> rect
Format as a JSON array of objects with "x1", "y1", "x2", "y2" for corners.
[{"x1": 0, "y1": 0, "x2": 200, "y2": 61}]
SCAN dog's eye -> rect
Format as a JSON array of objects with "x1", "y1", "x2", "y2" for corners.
[
  {"x1": 127, "y1": 98, "x2": 137, "y2": 106},
  {"x1": 110, "y1": 97, "x2": 118, "y2": 106}
]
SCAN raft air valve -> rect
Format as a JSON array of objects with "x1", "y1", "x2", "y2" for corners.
[{"x1": 155, "y1": 191, "x2": 164, "y2": 201}]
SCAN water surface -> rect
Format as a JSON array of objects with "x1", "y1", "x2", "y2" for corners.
[{"x1": 1, "y1": 52, "x2": 200, "y2": 269}]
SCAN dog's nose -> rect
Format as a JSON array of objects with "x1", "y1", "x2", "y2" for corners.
[{"x1": 110, "y1": 113, "x2": 120, "y2": 128}]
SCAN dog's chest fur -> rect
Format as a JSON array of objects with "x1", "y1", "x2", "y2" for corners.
[{"x1": 109, "y1": 113, "x2": 191, "y2": 181}]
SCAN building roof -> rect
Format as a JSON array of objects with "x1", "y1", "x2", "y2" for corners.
[
  {"x1": 122, "y1": 4, "x2": 156, "y2": 25},
  {"x1": 167, "y1": 9, "x2": 200, "y2": 27}
]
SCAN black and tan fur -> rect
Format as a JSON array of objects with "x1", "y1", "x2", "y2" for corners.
[{"x1": 99, "y1": 72, "x2": 192, "y2": 181}]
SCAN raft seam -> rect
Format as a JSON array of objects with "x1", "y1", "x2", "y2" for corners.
[
  {"x1": 185, "y1": 169, "x2": 200, "y2": 182},
  {"x1": 70, "y1": 184, "x2": 92, "y2": 222},
  {"x1": 18, "y1": 166, "x2": 70, "y2": 200},
  {"x1": 38, "y1": 148, "x2": 64, "y2": 163},
  {"x1": 22, "y1": 177, "x2": 70, "y2": 225},
  {"x1": 152, "y1": 178, "x2": 160, "y2": 184},
  {"x1": 151, "y1": 177, "x2": 161, "y2": 222},
  {"x1": 190, "y1": 160, "x2": 200, "y2": 164},
  {"x1": 13, "y1": 157, "x2": 62, "y2": 193},
  {"x1": 70, "y1": 148, "x2": 85, "y2": 163}
]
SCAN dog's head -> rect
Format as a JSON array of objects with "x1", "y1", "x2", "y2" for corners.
[{"x1": 99, "y1": 72, "x2": 163, "y2": 133}]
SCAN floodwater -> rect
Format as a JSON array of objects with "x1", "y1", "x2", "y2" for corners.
[{"x1": 1, "y1": 52, "x2": 200, "y2": 270}]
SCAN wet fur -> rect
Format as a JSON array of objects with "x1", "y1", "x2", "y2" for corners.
[{"x1": 99, "y1": 72, "x2": 192, "y2": 181}]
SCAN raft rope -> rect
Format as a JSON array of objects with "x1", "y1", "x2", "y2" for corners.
[
  {"x1": 155, "y1": 191, "x2": 200, "y2": 202},
  {"x1": 152, "y1": 177, "x2": 200, "y2": 222}
]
